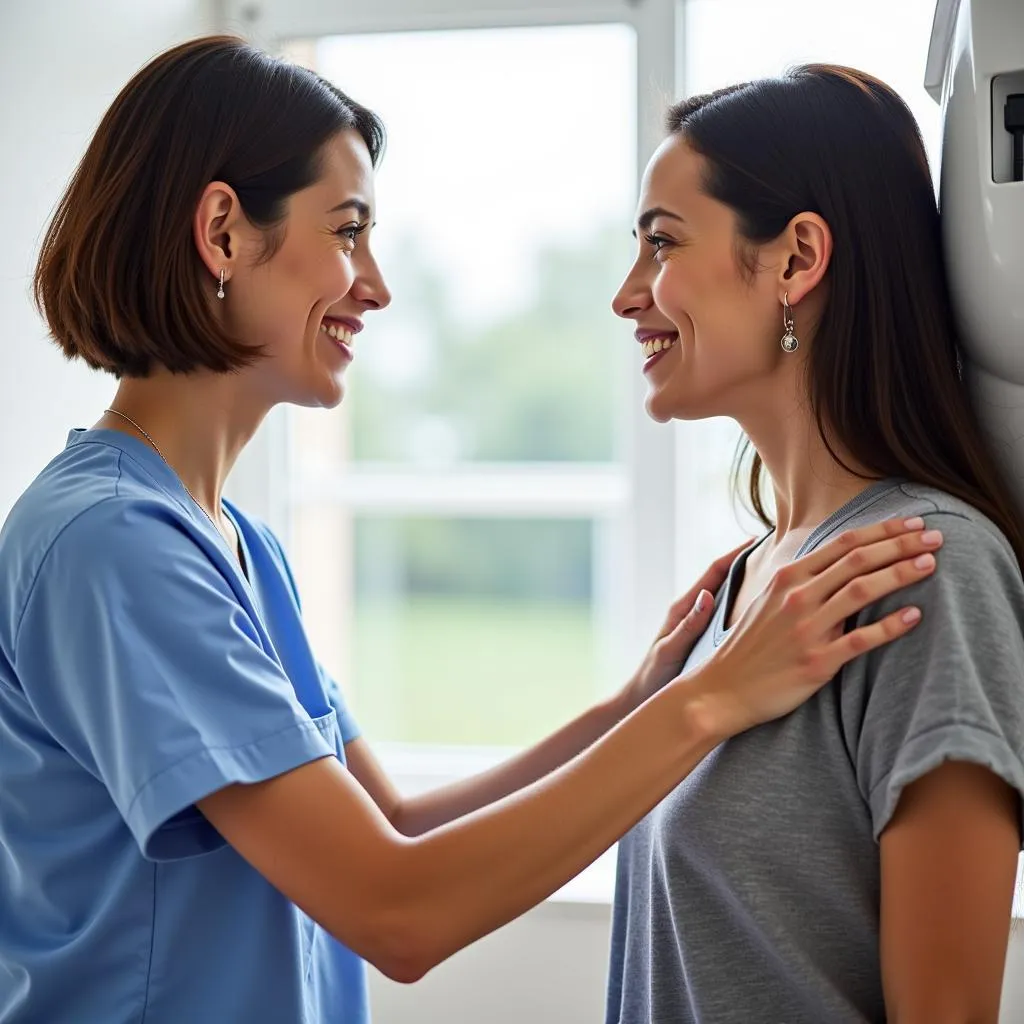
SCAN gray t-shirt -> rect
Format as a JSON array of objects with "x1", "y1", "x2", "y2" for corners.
[{"x1": 606, "y1": 480, "x2": 1024, "y2": 1024}]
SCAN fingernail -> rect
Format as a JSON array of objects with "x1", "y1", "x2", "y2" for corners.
[
  {"x1": 921, "y1": 529, "x2": 942, "y2": 547},
  {"x1": 904, "y1": 516, "x2": 925, "y2": 530},
  {"x1": 695, "y1": 591, "x2": 706, "y2": 613},
  {"x1": 914, "y1": 553, "x2": 935, "y2": 570},
  {"x1": 902, "y1": 607, "x2": 922, "y2": 625}
]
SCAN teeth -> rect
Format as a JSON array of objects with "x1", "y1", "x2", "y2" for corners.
[
  {"x1": 641, "y1": 336, "x2": 677, "y2": 358},
  {"x1": 320, "y1": 322, "x2": 354, "y2": 346}
]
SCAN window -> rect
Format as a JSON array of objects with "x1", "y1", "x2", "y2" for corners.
[{"x1": 283, "y1": 21, "x2": 645, "y2": 753}]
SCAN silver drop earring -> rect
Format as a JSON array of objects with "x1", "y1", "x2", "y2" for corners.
[
  {"x1": 217, "y1": 268, "x2": 226, "y2": 300},
  {"x1": 780, "y1": 292, "x2": 799, "y2": 352}
]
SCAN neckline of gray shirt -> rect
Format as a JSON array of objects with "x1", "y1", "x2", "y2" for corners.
[{"x1": 712, "y1": 477, "x2": 904, "y2": 648}]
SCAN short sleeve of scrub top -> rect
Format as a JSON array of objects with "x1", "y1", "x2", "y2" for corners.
[{"x1": 14, "y1": 495, "x2": 337, "y2": 861}]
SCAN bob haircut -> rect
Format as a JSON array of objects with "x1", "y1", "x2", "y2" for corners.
[{"x1": 33, "y1": 35, "x2": 385, "y2": 377}]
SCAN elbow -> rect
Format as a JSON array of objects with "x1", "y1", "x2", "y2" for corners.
[
  {"x1": 342, "y1": 860, "x2": 446, "y2": 984},
  {"x1": 363, "y1": 915, "x2": 443, "y2": 984},
  {"x1": 374, "y1": 950, "x2": 431, "y2": 985},
  {"x1": 387, "y1": 804, "x2": 420, "y2": 839}
]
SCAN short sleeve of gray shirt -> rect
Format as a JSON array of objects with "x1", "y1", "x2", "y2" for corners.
[
  {"x1": 606, "y1": 480, "x2": 1024, "y2": 1024},
  {"x1": 847, "y1": 485, "x2": 1024, "y2": 842}
]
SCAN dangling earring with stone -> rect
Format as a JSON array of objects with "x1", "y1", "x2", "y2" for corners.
[
  {"x1": 217, "y1": 268, "x2": 226, "y2": 300},
  {"x1": 780, "y1": 292, "x2": 799, "y2": 352}
]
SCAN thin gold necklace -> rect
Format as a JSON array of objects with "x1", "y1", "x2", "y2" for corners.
[{"x1": 104, "y1": 408, "x2": 221, "y2": 532}]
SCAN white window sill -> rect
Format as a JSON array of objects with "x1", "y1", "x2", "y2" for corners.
[{"x1": 376, "y1": 745, "x2": 1024, "y2": 916}]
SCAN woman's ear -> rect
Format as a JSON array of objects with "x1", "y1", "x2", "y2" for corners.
[
  {"x1": 779, "y1": 212, "x2": 832, "y2": 306},
  {"x1": 192, "y1": 181, "x2": 246, "y2": 286}
]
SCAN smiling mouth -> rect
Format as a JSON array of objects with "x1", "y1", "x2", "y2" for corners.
[
  {"x1": 640, "y1": 334, "x2": 678, "y2": 373},
  {"x1": 640, "y1": 335, "x2": 677, "y2": 359},
  {"x1": 320, "y1": 320, "x2": 355, "y2": 348}
]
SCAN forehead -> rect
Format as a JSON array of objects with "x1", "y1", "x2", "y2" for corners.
[
  {"x1": 638, "y1": 134, "x2": 703, "y2": 207},
  {"x1": 313, "y1": 128, "x2": 375, "y2": 199}
]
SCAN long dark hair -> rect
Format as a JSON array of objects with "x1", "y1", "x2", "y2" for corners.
[
  {"x1": 34, "y1": 35, "x2": 385, "y2": 378},
  {"x1": 667, "y1": 65, "x2": 1024, "y2": 566}
]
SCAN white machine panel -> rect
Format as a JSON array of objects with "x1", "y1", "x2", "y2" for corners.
[{"x1": 927, "y1": 0, "x2": 1024, "y2": 506}]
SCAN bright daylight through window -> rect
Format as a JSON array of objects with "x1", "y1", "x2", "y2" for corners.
[{"x1": 286, "y1": 25, "x2": 637, "y2": 750}]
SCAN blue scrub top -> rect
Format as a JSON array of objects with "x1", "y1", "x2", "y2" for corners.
[{"x1": 0, "y1": 429, "x2": 369, "y2": 1023}]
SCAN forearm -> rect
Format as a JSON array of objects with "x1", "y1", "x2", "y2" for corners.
[
  {"x1": 389, "y1": 676, "x2": 718, "y2": 973},
  {"x1": 394, "y1": 688, "x2": 634, "y2": 836}
]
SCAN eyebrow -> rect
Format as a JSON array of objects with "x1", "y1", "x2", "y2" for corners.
[
  {"x1": 633, "y1": 206, "x2": 686, "y2": 236},
  {"x1": 327, "y1": 199, "x2": 372, "y2": 219}
]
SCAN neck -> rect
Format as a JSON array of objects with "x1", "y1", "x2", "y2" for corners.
[
  {"x1": 99, "y1": 371, "x2": 269, "y2": 519},
  {"x1": 736, "y1": 372, "x2": 880, "y2": 545}
]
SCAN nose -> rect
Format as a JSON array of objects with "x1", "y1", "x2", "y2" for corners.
[
  {"x1": 350, "y1": 249, "x2": 392, "y2": 312},
  {"x1": 612, "y1": 261, "x2": 652, "y2": 320}
]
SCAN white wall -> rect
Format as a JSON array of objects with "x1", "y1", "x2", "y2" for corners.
[
  {"x1": 369, "y1": 901, "x2": 612, "y2": 1023},
  {"x1": 0, "y1": 0, "x2": 214, "y2": 520},
  {"x1": 1005, "y1": 927, "x2": 1024, "y2": 1024}
]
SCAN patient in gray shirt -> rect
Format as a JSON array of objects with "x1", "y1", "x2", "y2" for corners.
[{"x1": 606, "y1": 480, "x2": 1024, "y2": 1023}]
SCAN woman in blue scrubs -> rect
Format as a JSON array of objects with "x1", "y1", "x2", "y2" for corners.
[{"x1": 0, "y1": 37, "x2": 942, "y2": 1023}]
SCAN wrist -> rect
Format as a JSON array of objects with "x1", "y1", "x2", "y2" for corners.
[
  {"x1": 603, "y1": 682, "x2": 639, "y2": 726},
  {"x1": 626, "y1": 677, "x2": 721, "y2": 777},
  {"x1": 666, "y1": 665, "x2": 732, "y2": 749}
]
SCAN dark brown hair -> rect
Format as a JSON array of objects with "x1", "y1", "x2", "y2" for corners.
[
  {"x1": 666, "y1": 64, "x2": 1024, "y2": 566},
  {"x1": 33, "y1": 35, "x2": 385, "y2": 377}
]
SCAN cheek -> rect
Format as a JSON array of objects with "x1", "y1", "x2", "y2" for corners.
[
  {"x1": 273, "y1": 241, "x2": 356, "y2": 304},
  {"x1": 306, "y1": 249, "x2": 356, "y2": 303},
  {"x1": 650, "y1": 262, "x2": 721, "y2": 341},
  {"x1": 652, "y1": 255, "x2": 752, "y2": 337},
  {"x1": 650, "y1": 264, "x2": 692, "y2": 325},
  {"x1": 650, "y1": 250, "x2": 724, "y2": 308},
  {"x1": 326, "y1": 250, "x2": 356, "y2": 297}
]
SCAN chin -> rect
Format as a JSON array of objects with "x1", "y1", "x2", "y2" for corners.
[
  {"x1": 644, "y1": 393, "x2": 675, "y2": 423},
  {"x1": 309, "y1": 359, "x2": 349, "y2": 407},
  {"x1": 644, "y1": 386, "x2": 721, "y2": 424},
  {"x1": 644, "y1": 383, "x2": 696, "y2": 423},
  {"x1": 284, "y1": 374, "x2": 346, "y2": 410},
  {"x1": 314, "y1": 383, "x2": 346, "y2": 410}
]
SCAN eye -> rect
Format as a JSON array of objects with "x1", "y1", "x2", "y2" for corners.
[
  {"x1": 335, "y1": 222, "x2": 368, "y2": 253},
  {"x1": 643, "y1": 232, "x2": 673, "y2": 255}
]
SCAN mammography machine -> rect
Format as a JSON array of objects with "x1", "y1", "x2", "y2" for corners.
[{"x1": 926, "y1": 0, "x2": 1024, "y2": 508}]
